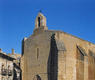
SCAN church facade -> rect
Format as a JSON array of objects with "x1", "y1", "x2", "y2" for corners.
[{"x1": 21, "y1": 13, "x2": 95, "y2": 80}]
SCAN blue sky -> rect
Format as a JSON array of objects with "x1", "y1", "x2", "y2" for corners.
[{"x1": 0, "y1": 0, "x2": 95, "y2": 54}]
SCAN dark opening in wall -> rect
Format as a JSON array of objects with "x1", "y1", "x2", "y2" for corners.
[{"x1": 38, "y1": 17, "x2": 41, "y2": 27}]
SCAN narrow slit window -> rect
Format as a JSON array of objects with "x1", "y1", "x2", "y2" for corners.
[{"x1": 37, "y1": 48, "x2": 39, "y2": 59}]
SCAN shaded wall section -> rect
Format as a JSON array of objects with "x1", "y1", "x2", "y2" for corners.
[{"x1": 48, "y1": 34, "x2": 58, "y2": 80}]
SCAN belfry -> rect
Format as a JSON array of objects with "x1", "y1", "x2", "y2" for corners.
[{"x1": 34, "y1": 12, "x2": 48, "y2": 33}]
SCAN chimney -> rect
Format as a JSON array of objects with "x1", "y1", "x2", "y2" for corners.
[
  {"x1": 0, "y1": 48, "x2": 2, "y2": 53},
  {"x1": 12, "y1": 48, "x2": 15, "y2": 55}
]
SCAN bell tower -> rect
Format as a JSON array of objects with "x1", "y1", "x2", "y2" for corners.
[{"x1": 34, "y1": 12, "x2": 48, "y2": 33}]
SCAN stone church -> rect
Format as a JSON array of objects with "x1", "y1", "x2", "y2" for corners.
[{"x1": 21, "y1": 12, "x2": 95, "y2": 80}]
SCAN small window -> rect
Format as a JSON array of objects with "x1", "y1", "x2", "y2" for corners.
[
  {"x1": 33, "y1": 75, "x2": 41, "y2": 80},
  {"x1": 2, "y1": 64, "x2": 4, "y2": 69},
  {"x1": 38, "y1": 17, "x2": 41, "y2": 27},
  {"x1": 8, "y1": 65, "x2": 10, "y2": 69}
]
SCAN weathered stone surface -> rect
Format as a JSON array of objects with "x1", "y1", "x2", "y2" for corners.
[{"x1": 21, "y1": 12, "x2": 95, "y2": 80}]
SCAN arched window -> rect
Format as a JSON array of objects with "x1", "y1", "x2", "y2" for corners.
[
  {"x1": 38, "y1": 17, "x2": 41, "y2": 27},
  {"x1": 33, "y1": 75, "x2": 41, "y2": 80}
]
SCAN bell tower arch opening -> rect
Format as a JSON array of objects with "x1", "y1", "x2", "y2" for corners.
[
  {"x1": 34, "y1": 12, "x2": 48, "y2": 33},
  {"x1": 38, "y1": 17, "x2": 41, "y2": 27}
]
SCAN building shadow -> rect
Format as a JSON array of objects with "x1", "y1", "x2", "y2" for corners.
[
  {"x1": 13, "y1": 69, "x2": 17, "y2": 80},
  {"x1": 47, "y1": 33, "x2": 58, "y2": 80},
  {"x1": 13, "y1": 63, "x2": 22, "y2": 80}
]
